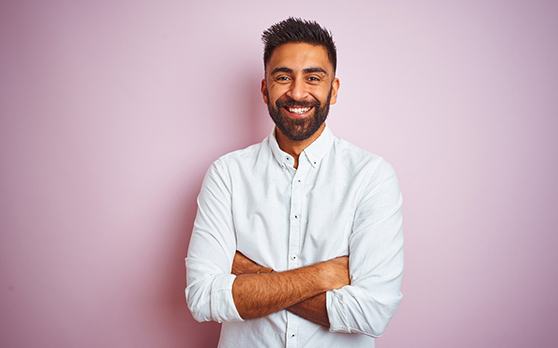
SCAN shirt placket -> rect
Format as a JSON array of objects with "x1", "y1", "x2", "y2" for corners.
[{"x1": 285, "y1": 158, "x2": 307, "y2": 348}]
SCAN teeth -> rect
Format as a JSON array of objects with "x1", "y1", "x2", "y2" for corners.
[{"x1": 287, "y1": 107, "x2": 311, "y2": 114}]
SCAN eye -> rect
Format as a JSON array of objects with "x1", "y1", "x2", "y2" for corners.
[
  {"x1": 275, "y1": 75, "x2": 290, "y2": 82},
  {"x1": 307, "y1": 76, "x2": 321, "y2": 82}
]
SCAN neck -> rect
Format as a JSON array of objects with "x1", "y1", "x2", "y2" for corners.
[{"x1": 275, "y1": 123, "x2": 326, "y2": 162}]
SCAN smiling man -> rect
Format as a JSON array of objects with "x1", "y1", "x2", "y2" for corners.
[
  {"x1": 185, "y1": 17, "x2": 404, "y2": 347},
  {"x1": 265, "y1": 40, "x2": 338, "y2": 143}
]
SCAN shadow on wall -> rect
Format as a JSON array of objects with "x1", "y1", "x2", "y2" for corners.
[
  {"x1": 229, "y1": 61, "x2": 272, "y2": 146},
  {"x1": 165, "y1": 64, "x2": 267, "y2": 346}
]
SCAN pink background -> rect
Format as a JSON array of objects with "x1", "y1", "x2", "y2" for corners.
[{"x1": 1, "y1": 1, "x2": 557, "y2": 347}]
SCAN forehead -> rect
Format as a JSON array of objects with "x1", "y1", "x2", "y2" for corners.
[{"x1": 267, "y1": 42, "x2": 332, "y2": 73}]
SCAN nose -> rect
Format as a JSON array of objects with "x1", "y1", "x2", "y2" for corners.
[{"x1": 286, "y1": 76, "x2": 308, "y2": 101}]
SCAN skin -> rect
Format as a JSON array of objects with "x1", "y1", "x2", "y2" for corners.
[
  {"x1": 231, "y1": 253, "x2": 350, "y2": 322},
  {"x1": 261, "y1": 42, "x2": 340, "y2": 168},
  {"x1": 230, "y1": 42, "x2": 349, "y2": 326},
  {"x1": 233, "y1": 251, "x2": 350, "y2": 327}
]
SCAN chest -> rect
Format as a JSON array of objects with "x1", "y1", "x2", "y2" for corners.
[{"x1": 230, "y1": 163, "x2": 362, "y2": 271}]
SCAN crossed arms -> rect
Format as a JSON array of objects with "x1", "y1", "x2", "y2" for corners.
[
  {"x1": 231, "y1": 251, "x2": 350, "y2": 327},
  {"x1": 185, "y1": 158, "x2": 404, "y2": 337}
]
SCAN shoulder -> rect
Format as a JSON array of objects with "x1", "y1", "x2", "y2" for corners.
[
  {"x1": 333, "y1": 137, "x2": 397, "y2": 180},
  {"x1": 206, "y1": 138, "x2": 267, "y2": 177},
  {"x1": 215, "y1": 141, "x2": 263, "y2": 167},
  {"x1": 333, "y1": 138, "x2": 402, "y2": 209}
]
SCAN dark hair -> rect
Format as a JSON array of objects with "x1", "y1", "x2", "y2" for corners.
[{"x1": 262, "y1": 17, "x2": 337, "y2": 73}]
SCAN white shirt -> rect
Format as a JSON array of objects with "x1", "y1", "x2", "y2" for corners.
[{"x1": 185, "y1": 124, "x2": 404, "y2": 348}]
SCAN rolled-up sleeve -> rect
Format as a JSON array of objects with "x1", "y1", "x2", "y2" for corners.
[
  {"x1": 326, "y1": 158, "x2": 404, "y2": 337},
  {"x1": 185, "y1": 158, "x2": 244, "y2": 323}
]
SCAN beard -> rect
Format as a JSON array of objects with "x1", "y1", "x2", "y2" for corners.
[{"x1": 267, "y1": 87, "x2": 332, "y2": 141}]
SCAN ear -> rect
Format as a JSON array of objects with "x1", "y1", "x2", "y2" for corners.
[
  {"x1": 261, "y1": 79, "x2": 269, "y2": 105},
  {"x1": 329, "y1": 77, "x2": 340, "y2": 105}
]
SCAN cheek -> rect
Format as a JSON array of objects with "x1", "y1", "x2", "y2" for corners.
[
  {"x1": 318, "y1": 88, "x2": 333, "y2": 103},
  {"x1": 270, "y1": 92, "x2": 288, "y2": 106},
  {"x1": 268, "y1": 83, "x2": 289, "y2": 95}
]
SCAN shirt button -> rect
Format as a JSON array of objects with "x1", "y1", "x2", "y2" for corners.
[
  {"x1": 297, "y1": 179, "x2": 301, "y2": 182},
  {"x1": 290, "y1": 255, "x2": 297, "y2": 260},
  {"x1": 290, "y1": 333, "x2": 296, "y2": 338},
  {"x1": 294, "y1": 215, "x2": 298, "y2": 219}
]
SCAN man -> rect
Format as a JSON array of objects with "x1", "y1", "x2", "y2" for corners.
[{"x1": 185, "y1": 17, "x2": 404, "y2": 347}]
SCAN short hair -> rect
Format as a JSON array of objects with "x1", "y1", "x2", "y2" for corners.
[{"x1": 261, "y1": 17, "x2": 337, "y2": 74}]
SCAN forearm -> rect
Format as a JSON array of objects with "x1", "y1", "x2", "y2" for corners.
[
  {"x1": 232, "y1": 263, "x2": 327, "y2": 319},
  {"x1": 287, "y1": 292, "x2": 329, "y2": 327}
]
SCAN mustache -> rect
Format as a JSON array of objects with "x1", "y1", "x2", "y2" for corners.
[{"x1": 276, "y1": 97, "x2": 320, "y2": 109}]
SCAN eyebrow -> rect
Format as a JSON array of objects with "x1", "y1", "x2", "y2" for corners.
[{"x1": 270, "y1": 66, "x2": 328, "y2": 75}]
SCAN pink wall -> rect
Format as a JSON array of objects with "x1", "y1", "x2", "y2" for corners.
[{"x1": 1, "y1": 1, "x2": 557, "y2": 347}]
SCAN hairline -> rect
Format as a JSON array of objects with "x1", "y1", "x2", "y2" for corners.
[{"x1": 263, "y1": 41, "x2": 337, "y2": 75}]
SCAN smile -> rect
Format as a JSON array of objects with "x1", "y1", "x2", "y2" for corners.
[{"x1": 283, "y1": 106, "x2": 313, "y2": 118}]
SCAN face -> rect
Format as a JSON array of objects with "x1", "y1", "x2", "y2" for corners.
[{"x1": 261, "y1": 42, "x2": 340, "y2": 141}]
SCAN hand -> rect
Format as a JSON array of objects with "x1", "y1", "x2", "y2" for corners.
[
  {"x1": 232, "y1": 251, "x2": 273, "y2": 275},
  {"x1": 319, "y1": 256, "x2": 350, "y2": 290}
]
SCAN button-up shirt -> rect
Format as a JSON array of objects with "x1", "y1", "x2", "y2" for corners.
[{"x1": 185, "y1": 124, "x2": 404, "y2": 348}]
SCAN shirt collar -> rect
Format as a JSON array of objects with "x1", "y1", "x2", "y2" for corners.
[{"x1": 268, "y1": 124, "x2": 335, "y2": 168}]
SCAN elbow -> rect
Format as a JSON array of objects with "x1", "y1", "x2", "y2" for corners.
[
  {"x1": 185, "y1": 282, "x2": 213, "y2": 322},
  {"x1": 363, "y1": 307, "x2": 394, "y2": 337},
  {"x1": 184, "y1": 273, "x2": 243, "y2": 324},
  {"x1": 328, "y1": 288, "x2": 403, "y2": 337},
  {"x1": 361, "y1": 292, "x2": 403, "y2": 337},
  {"x1": 188, "y1": 306, "x2": 210, "y2": 323}
]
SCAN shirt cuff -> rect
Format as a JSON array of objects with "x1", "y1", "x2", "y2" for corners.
[
  {"x1": 210, "y1": 274, "x2": 244, "y2": 323},
  {"x1": 326, "y1": 289, "x2": 351, "y2": 333}
]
